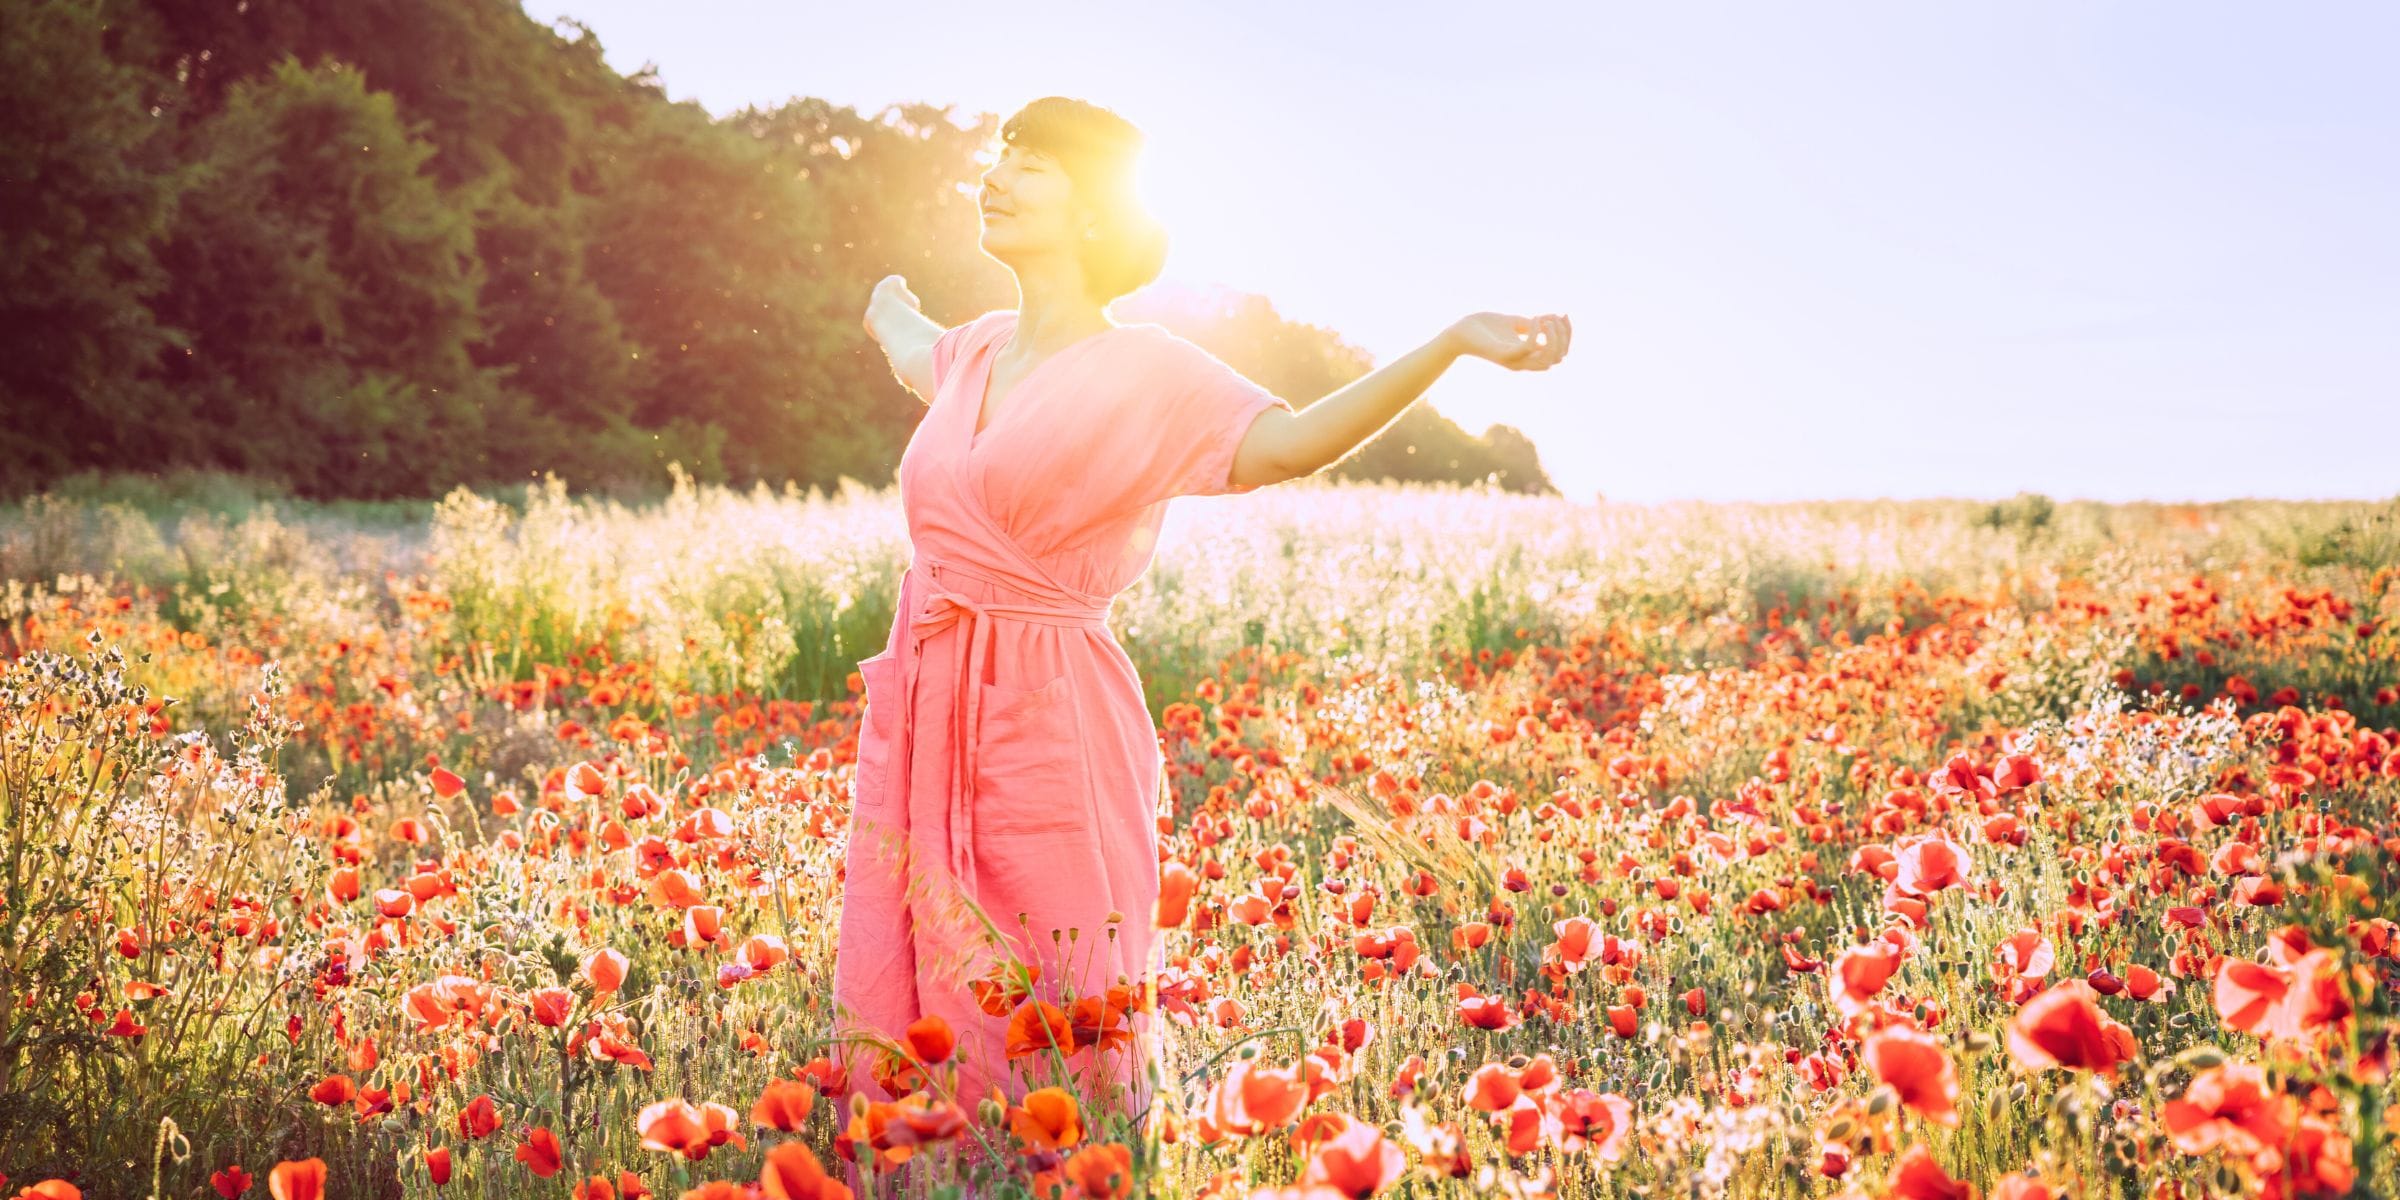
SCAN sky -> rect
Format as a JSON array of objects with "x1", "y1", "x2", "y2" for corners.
[{"x1": 520, "y1": 0, "x2": 2398, "y2": 504}]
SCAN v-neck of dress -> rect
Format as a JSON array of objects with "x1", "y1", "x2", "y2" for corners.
[{"x1": 966, "y1": 314, "x2": 1139, "y2": 452}]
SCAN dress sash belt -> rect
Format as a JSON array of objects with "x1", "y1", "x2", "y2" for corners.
[{"x1": 901, "y1": 555, "x2": 1112, "y2": 894}]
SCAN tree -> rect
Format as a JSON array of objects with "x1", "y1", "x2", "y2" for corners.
[
  {"x1": 143, "y1": 57, "x2": 501, "y2": 496},
  {"x1": 576, "y1": 96, "x2": 840, "y2": 486},
  {"x1": 0, "y1": 0, "x2": 186, "y2": 488}
]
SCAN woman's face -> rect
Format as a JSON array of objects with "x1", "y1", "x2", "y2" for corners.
[{"x1": 977, "y1": 142, "x2": 1086, "y2": 262}]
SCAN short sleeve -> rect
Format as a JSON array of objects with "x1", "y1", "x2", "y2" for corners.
[
  {"x1": 1161, "y1": 339, "x2": 1295, "y2": 499},
  {"x1": 925, "y1": 319, "x2": 977, "y2": 395}
]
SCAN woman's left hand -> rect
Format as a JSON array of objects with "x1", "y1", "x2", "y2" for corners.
[{"x1": 1445, "y1": 312, "x2": 1571, "y2": 370}]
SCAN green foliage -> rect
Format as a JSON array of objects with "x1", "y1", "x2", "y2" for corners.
[
  {"x1": 142, "y1": 57, "x2": 499, "y2": 497},
  {"x1": 1977, "y1": 491, "x2": 2057, "y2": 538},
  {"x1": 2286, "y1": 500, "x2": 2400, "y2": 570},
  {"x1": 0, "y1": 641, "x2": 368, "y2": 1189},
  {"x1": 0, "y1": 0, "x2": 186, "y2": 489},
  {"x1": 576, "y1": 97, "x2": 844, "y2": 486}
]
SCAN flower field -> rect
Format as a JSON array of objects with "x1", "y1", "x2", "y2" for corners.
[{"x1": 1, "y1": 478, "x2": 2395, "y2": 1200}]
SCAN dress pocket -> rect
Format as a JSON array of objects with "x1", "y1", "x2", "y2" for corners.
[
  {"x1": 853, "y1": 650, "x2": 904, "y2": 817},
  {"x1": 971, "y1": 673, "x2": 1097, "y2": 837}
]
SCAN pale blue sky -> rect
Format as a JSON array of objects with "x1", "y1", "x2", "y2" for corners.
[{"x1": 521, "y1": 1, "x2": 2397, "y2": 503}]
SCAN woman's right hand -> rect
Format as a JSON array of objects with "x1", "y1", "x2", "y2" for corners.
[
  {"x1": 866, "y1": 275, "x2": 946, "y2": 401},
  {"x1": 863, "y1": 274, "x2": 924, "y2": 347}
]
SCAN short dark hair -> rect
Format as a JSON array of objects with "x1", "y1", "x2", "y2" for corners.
[{"x1": 999, "y1": 97, "x2": 1168, "y2": 306}]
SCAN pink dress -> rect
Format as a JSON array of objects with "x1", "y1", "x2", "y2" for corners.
[{"x1": 830, "y1": 308, "x2": 1293, "y2": 1120}]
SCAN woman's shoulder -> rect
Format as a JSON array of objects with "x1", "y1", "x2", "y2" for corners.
[
  {"x1": 932, "y1": 309, "x2": 1014, "y2": 371},
  {"x1": 1115, "y1": 326, "x2": 1265, "y2": 398},
  {"x1": 1116, "y1": 321, "x2": 1188, "y2": 350},
  {"x1": 959, "y1": 308, "x2": 1015, "y2": 341},
  {"x1": 1109, "y1": 323, "x2": 1220, "y2": 373}
]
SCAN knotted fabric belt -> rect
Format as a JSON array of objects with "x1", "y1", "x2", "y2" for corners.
[{"x1": 902, "y1": 555, "x2": 1112, "y2": 894}]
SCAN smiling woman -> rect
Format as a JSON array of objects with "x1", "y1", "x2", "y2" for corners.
[
  {"x1": 830, "y1": 297, "x2": 1298, "y2": 1136},
  {"x1": 978, "y1": 97, "x2": 1168, "y2": 307},
  {"x1": 841, "y1": 95, "x2": 1569, "y2": 1158}
]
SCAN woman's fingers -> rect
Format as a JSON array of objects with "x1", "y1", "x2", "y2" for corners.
[
  {"x1": 1460, "y1": 312, "x2": 1571, "y2": 369},
  {"x1": 1509, "y1": 316, "x2": 1550, "y2": 369},
  {"x1": 1527, "y1": 314, "x2": 1568, "y2": 368}
]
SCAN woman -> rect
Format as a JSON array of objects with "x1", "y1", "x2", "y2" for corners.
[{"x1": 835, "y1": 96, "x2": 1569, "y2": 1128}]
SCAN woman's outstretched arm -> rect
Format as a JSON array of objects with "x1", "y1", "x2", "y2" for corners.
[
  {"x1": 1228, "y1": 311, "x2": 1571, "y2": 490},
  {"x1": 863, "y1": 275, "x2": 947, "y2": 403}
]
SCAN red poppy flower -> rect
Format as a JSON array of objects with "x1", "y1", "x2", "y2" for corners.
[
  {"x1": 516, "y1": 1127, "x2": 563, "y2": 1177},
  {"x1": 1885, "y1": 1143, "x2": 1973, "y2": 1200},
  {"x1": 2006, "y1": 980, "x2": 2138, "y2": 1073},
  {"x1": 2160, "y1": 1059, "x2": 2288, "y2": 1159},
  {"x1": 1892, "y1": 828, "x2": 1971, "y2": 896},
  {"x1": 1006, "y1": 1087, "x2": 1083, "y2": 1152},
  {"x1": 530, "y1": 987, "x2": 573, "y2": 1027},
  {"x1": 751, "y1": 1080, "x2": 816, "y2": 1132},
  {"x1": 1003, "y1": 1000, "x2": 1074, "y2": 1060},
  {"x1": 1831, "y1": 942, "x2": 1902, "y2": 1017},
  {"x1": 582, "y1": 947, "x2": 629, "y2": 994},
  {"x1": 759, "y1": 1140, "x2": 852, "y2": 1200},
  {"x1": 637, "y1": 1098, "x2": 746, "y2": 1161},
  {"x1": 1553, "y1": 1089, "x2": 1634, "y2": 1160},
  {"x1": 1061, "y1": 1143, "x2": 1134, "y2": 1199},
  {"x1": 1462, "y1": 1062, "x2": 1521, "y2": 1112},
  {"x1": 267, "y1": 1159, "x2": 328, "y2": 1200},
  {"x1": 1301, "y1": 1116, "x2": 1406, "y2": 1197},
  {"x1": 2213, "y1": 958, "x2": 2294, "y2": 1038},
  {"x1": 1207, "y1": 1059, "x2": 1308, "y2": 1136},
  {"x1": 457, "y1": 1094, "x2": 500, "y2": 1140},
  {"x1": 1864, "y1": 1025, "x2": 1959, "y2": 1127},
  {"x1": 1155, "y1": 860, "x2": 1197, "y2": 929}
]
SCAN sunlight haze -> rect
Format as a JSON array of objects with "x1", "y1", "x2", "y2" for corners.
[{"x1": 519, "y1": 0, "x2": 2399, "y2": 503}]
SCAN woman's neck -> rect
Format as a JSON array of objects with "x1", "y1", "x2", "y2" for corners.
[{"x1": 1008, "y1": 278, "x2": 1113, "y2": 353}]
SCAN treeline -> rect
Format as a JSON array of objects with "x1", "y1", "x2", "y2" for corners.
[{"x1": 1, "y1": 0, "x2": 1554, "y2": 499}]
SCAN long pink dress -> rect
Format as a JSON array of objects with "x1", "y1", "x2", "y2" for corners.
[{"x1": 830, "y1": 308, "x2": 1293, "y2": 1122}]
